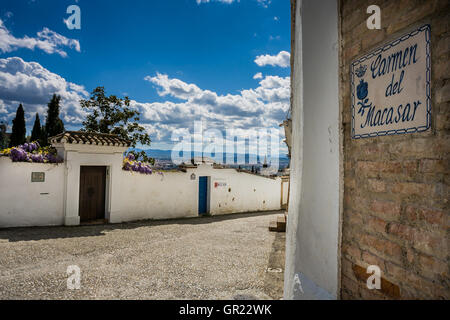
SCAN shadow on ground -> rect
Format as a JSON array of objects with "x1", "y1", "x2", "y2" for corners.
[
  {"x1": 262, "y1": 230, "x2": 286, "y2": 299},
  {"x1": 0, "y1": 210, "x2": 283, "y2": 242}
]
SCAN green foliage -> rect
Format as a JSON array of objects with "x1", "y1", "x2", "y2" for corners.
[
  {"x1": 0, "y1": 121, "x2": 8, "y2": 149},
  {"x1": 30, "y1": 113, "x2": 43, "y2": 145},
  {"x1": 9, "y1": 104, "x2": 26, "y2": 147},
  {"x1": 80, "y1": 86, "x2": 153, "y2": 163},
  {"x1": 44, "y1": 94, "x2": 65, "y2": 145},
  {"x1": 126, "y1": 149, "x2": 155, "y2": 165}
]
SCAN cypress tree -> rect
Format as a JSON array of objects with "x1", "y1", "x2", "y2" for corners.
[
  {"x1": 43, "y1": 94, "x2": 65, "y2": 145},
  {"x1": 9, "y1": 104, "x2": 26, "y2": 147},
  {"x1": 0, "y1": 121, "x2": 7, "y2": 149},
  {"x1": 30, "y1": 113, "x2": 42, "y2": 143},
  {"x1": 40, "y1": 125, "x2": 47, "y2": 146}
]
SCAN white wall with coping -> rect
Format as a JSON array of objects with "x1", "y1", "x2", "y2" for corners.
[
  {"x1": 196, "y1": 165, "x2": 281, "y2": 215},
  {"x1": 0, "y1": 147, "x2": 282, "y2": 227},
  {"x1": 0, "y1": 157, "x2": 65, "y2": 227},
  {"x1": 110, "y1": 163, "x2": 282, "y2": 223},
  {"x1": 111, "y1": 169, "x2": 198, "y2": 222},
  {"x1": 284, "y1": 0, "x2": 341, "y2": 300}
]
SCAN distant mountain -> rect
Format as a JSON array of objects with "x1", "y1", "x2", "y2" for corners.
[{"x1": 132, "y1": 148, "x2": 289, "y2": 163}]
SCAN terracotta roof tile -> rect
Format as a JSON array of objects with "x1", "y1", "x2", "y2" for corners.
[{"x1": 49, "y1": 131, "x2": 131, "y2": 147}]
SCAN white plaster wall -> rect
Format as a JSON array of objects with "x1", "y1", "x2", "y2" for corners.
[
  {"x1": 284, "y1": 0, "x2": 341, "y2": 300},
  {"x1": 112, "y1": 164, "x2": 282, "y2": 223},
  {"x1": 282, "y1": 180, "x2": 289, "y2": 205},
  {"x1": 0, "y1": 157, "x2": 65, "y2": 227},
  {"x1": 195, "y1": 165, "x2": 281, "y2": 215},
  {"x1": 0, "y1": 153, "x2": 282, "y2": 227},
  {"x1": 111, "y1": 170, "x2": 198, "y2": 222}
]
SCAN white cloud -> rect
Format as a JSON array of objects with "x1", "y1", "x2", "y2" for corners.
[
  {"x1": 0, "y1": 57, "x2": 88, "y2": 124},
  {"x1": 257, "y1": 0, "x2": 271, "y2": 8},
  {"x1": 0, "y1": 19, "x2": 80, "y2": 57},
  {"x1": 0, "y1": 57, "x2": 289, "y2": 153},
  {"x1": 253, "y1": 72, "x2": 262, "y2": 80},
  {"x1": 144, "y1": 73, "x2": 202, "y2": 100},
  {"x1": 254, "y1": 50, "x2": 290, "y2": 68},
  {"x1": 140, "y1": 73, "x2": 290, "y2": 148}
]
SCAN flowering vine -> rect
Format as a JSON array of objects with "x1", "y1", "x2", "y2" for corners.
[
  {"x1": 0, "y1": 142, "x2": 63, "y2": 163},
  {"x1": 122, "y1": 153, "x2": 164, "y2": 177}
]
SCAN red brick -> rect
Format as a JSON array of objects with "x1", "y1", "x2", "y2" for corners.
[
  {"x1": 405, "y1": 206, "x2": 445, "y2": 226},
  {"x1": 367, "y1": 179, "x2": 386, "y2": 193},
  {"x1": 391, "y1": 182, "x2": 434, "y2": 197},
  {"x1": 366, "y1": 216, "x2": 388, "y2": 234},
  {"x1": 388, "y1": 223, "x2": 445, "y2": 257},
  {"x1": 418, "y1": 254, "x2": 447, "y2": 278},
  {"x1": 419, "y1": 159, "x2": 447, "y2": 173},
  {"x1": 361, "y1": 234, "x2": 402, "y2": 260},
  {"x1": 362, "y1": 251, "x2": 386, "y2": 272},
  {"x1": 339, "y1": 0, "x2": 450, "y2": 300},
  {"x1": 343, "y1": 243, "x2": 362, "y2": 261},
  {"x1": 387, "y1": 223, "x2": 414, "y2": 241},
  {"x1": 370, "y1": 200, "x2": 401, "y2": 221},
  {"x1": 341, "y1": 275, "x2": 360, "y2": 297},
  {"x1": 386, "y1": 262, "x2": 406, "y2": 280}
]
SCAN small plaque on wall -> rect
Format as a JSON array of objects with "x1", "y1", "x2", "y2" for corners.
[
  {"x1": 351, "y1": 24, "x2": 431, "y2": 139},
  {"x1": 31, "y1": 172, "x2": 45, "y2": 182}
]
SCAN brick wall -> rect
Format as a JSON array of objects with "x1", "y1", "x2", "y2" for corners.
[{"x1": 339, "y1": 0, "x2": 449, "y2": 299}]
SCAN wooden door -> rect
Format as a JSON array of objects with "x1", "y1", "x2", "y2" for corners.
[{"x1": 79, "y1": 166, "x2": 106, "y2": 222}]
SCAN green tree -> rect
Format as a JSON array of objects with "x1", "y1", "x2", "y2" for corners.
[
  {"x1": 40, "y1": 125, "x2": 47, "y2": 146},
  {"x1": 44, "y1": 94, "x2": 65, "y2": 144},
  {"x1": 80, "y1": 86, "x2": 153, "y2": 163},
  {"x1": 30, "y1": 113, "x2": 42, "y2": 144},
  {"x1": 9, "y1": 104, "x2": 26, "y2": 147},
  {"x1": 0, "y1": 121, "x2": 8, "y2": 149}
]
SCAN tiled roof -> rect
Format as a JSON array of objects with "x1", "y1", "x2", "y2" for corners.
[{"x1": 49, "y1": 131, "x2": 131, "y2": 147}]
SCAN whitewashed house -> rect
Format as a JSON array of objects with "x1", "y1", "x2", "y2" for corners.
[{"x1": 0, "y1": 131, "x2": 286, "y2": 228}]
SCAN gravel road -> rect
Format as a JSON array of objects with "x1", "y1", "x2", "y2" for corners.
[{"x1": 0, "y1": 211, "x2": 285, "y2": 300}]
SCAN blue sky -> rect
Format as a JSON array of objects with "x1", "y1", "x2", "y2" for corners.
[{"x1": 0, "y1": 0, "x2": 290, "y2": 152}]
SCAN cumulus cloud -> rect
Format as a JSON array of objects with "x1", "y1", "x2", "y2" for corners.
[
  {"x1": 253, "y1": 72, "x2": 262, "y2": 80},
  {"x1": 144, "y1": 73, "x2": 202, "y2": 100},
  {"x1": 0, "y1": 19, "x2": 80, "y2": 57},
  {"x1": 0, "y1": 57, "x2": 88, "y2": 125},
  {"x1": 0, "y1": 57, "x2": 289, "y2": 153},
  {"x1": 254, "y1": 50, "x2": 290, "y2": 68},
  {"x1": 140, "y1": 72, "x2": 289, "y2": 148}
]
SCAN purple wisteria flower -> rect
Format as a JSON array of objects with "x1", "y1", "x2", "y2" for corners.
[
  {"x1": 31, "y1": 154, "x2": 44, "y2": 163},
  {"x1": 10, "y1": 147, "x2": 28, "y2": 162}
]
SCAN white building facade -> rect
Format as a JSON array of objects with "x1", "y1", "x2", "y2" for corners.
[{"x1": 0, "y1": 131, "x2": 284, "y2": 228}]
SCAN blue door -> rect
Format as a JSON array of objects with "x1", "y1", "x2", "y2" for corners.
[{"x1": 198, "y1": 176, "x2": 208, "y2": 215}]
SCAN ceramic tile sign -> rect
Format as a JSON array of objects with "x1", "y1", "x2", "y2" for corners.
[
  {"x1": 351, "y1": 24, "x2": 431, "y2": 139},
  {"x1": 31, "y1": 172, "x2": 45, "y2": 182}
]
